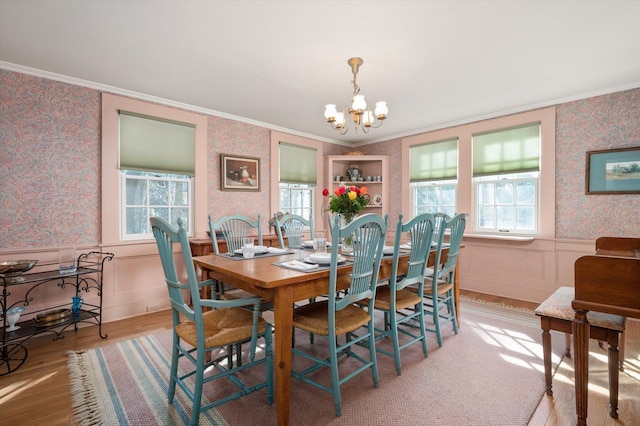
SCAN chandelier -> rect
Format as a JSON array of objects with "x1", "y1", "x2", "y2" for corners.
[{"x1": 324, "y1": 57, "x2": 388, "y2": 135}]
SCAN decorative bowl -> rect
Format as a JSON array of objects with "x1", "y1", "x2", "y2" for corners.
[
  {"x1": 0, "y1": 260, "x2": 38, "y2": 282},
  {"x1": 35, "y1": 308, "x2": 71, "y2": 326},
  {"x1": 0, "y1": 260, "x2": 38, "y2": 275}
]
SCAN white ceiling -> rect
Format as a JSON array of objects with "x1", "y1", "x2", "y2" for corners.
[{"x1": 1, "y1": 1, "x2": 640, "y2": 145}]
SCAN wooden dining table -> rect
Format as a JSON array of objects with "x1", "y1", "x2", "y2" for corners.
[
  {"x1": 572, "y1": 237, "x2": 640, "y2": 425},
  {"x1": 193, "y1": 245, "x2": 458, "y2": 426}
]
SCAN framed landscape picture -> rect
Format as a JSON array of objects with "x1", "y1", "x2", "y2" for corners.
[
  {"x1": 586, "y1": 146, "x2": 640, "y2": 194},
  {"x1": 220, "y1": 154, "x2": 260, "y2": 191}
]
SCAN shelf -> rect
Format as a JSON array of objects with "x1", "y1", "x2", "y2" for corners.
[
  {"x1": 1, "y1": 251, "x2": 113, "y2": 375},
  {"x1": 325, "y1": 155, "x2": 389, "y2": 232},
  {"x1": 3, "y1": 308, "x2": 100, "y2": 341}
]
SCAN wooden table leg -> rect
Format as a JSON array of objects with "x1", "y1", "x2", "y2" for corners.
[
  {"x1": 273, "y1": 286, "x2": 294, "y2": 426},
  {"x1": 540, "y1": 317, "x2": 553, "y2": 395},
  {"x1": 573, "y1": 309, "x2": 590, "y2": 426},
  {"x1": 606, "y1": 331, "x2": 620, "y2": 419}
]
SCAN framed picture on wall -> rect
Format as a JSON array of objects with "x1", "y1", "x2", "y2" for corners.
[
  {"x1": 586, "y1": 146, "x2": 640, "y2": 194},
  {"x1": 220, "y1": 154, "x2": 260, "y2": 191}
]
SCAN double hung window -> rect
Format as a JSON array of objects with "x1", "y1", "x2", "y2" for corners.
[
  {"x1": 472, "y1": 123, "x2": 540, "y2": 235},
  {"x1": 119, "y1": 112, "x2": 195, "y2": 240},
  {"x1": 410, "y1": 138, "x2": 458, "y2": 216}
]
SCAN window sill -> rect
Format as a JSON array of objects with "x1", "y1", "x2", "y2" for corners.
[{"x1": 463, "y1": 233, "x2": 535, "y2": 242}]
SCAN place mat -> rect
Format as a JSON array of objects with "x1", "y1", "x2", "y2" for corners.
[
  {"x1": 221, "y1": 247, "x2": 292, "y2": 261},
  {"x1": 273, "y1": 259, "x2": 352, "y2": 273}
]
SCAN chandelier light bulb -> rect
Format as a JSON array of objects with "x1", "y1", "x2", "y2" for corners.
[
  {"x1": 362, "y1": 110, "x2": 375, "y2": 127},
  {"x1": 324, "y1": 104, "x2": 338, "y2": 122},
  {"x1": 335, "y1": 112, "x2": 346, "y2": 129},
  {"x1": 351, "y1": 95, "x2": 367, "y2": 114},
  {"x1": 375, "y1": 101, "x2": 388, "y2": 119}
]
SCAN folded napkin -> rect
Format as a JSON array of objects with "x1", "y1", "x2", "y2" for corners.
[
  {"x1": 399, "y1": 243, "x2": 412, "y2": 250},
  {"x1": 267, "y1": 247, "x2": 289, "y2": 254},
  {"x1": 281, "y1": 260, "x2": 319, "y2": 271}
]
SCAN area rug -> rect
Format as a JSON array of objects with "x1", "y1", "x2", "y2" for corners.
[{"x1": 68, "y1": 299, "x2": 566, "y2": 425}]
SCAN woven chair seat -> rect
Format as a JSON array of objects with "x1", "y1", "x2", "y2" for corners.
[
  {"x1": 408, "y1": 279, "x2": 453, "y2": 297},
  {"x1": 292, "y1": 300, "x2": 371, "y2": 336},
  {"x1": 360, "y1": 286, "x2": 421, "y2": 311},
  {"x1": 176, "y1": 307, "x2": 267, "y2": 349}
]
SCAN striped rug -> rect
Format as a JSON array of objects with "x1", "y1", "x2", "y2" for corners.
[{"x1": 68, "y1": 299, "x2": 566, "y2": 425}]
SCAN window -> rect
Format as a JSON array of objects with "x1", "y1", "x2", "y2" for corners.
[
  {"x1": 412, "y1": 180, "x2": 458, "y2": 217},
  {"x1": 474, "y1": 172, "x2": 538, "y2": 233},
  {"x1": 122, "y1": 171, "x2": 192, "y2": 239},
  {"x1": 278, "y1": 142, "x2": 317, "y2": 222},
  {"x1": 402, "y1": 106, "x2": 554, "y2": 240},
  {"x1": 279, "y1": 183, "x2": 313, "y2": 220},
  {"x1": 119, "y1": 111, "x2": 195, "y2": 240},
  {"x1": 102, "y1": 93, "x2": 207, "y2": 246},
  {"x1": 410, "y1": 138, "x2": 458, "y2": 216},
  {"x1": 472, "y1": 123, "x2": 540, "y2": 235}
]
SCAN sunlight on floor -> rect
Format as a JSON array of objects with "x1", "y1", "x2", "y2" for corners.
[{"x1": 0, "y1": 371, "x2": 59, "y2": 404}]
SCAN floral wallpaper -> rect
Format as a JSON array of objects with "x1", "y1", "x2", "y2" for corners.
[
  {"x1": 0, "y1": 70, "x2": 101, "y2": 249},
  {"x1": 555, "y1": 88, "x2": 640, "y2": 240},
  {"x1": 206, "y1": 115, "x2": 271, "y2": 228},
  {"x1": 1, "y1": 67, "x2": 638, "y2": 250}
]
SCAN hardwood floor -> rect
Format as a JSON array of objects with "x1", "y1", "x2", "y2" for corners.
[{"x1": 0, "y1": 290, "x2": 637, "y2": 425}]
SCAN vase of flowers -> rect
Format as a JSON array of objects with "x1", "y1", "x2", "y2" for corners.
[{"x1": 322, "y1": 184, "x2": 370, "y2": 252}]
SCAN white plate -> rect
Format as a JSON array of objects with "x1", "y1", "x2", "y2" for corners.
[
  {"x1": 372, "y1": 194, "x2": 382, "y2": 206},
  {"x1": 304, "y1": 255, "x2": 346, "y2": 265},
  {"x1": 309, "y1": 252, "x2": 331, "y2": 262},
  {"x1": 234, "y1": 245, "x2": 269, "y2": 255},
  {"x1": 382, "y1": 245, "x2": 394, "y2": 255}
]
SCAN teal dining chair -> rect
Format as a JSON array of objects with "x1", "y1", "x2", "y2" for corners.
[
  {"x1": 424, "y1": 212, "x2": 450, "y2": 276},
  {"x1": 150, "y1": 217, "x2": 273, "y2": 426},
  {"x1": 208, "y1": 213, "x2": 268, "y2": 298},
  {"x1": 421, "y1": 213, "x2": 467, "y2": 347},
  {"x1": 291, "y1": 213, "x2": 388, "y2": 417},
  {"x1": 361, "y1": 213, "x2": 435, "y2": 375},
  {"x1": 274, "y1": 212, "x2": 313, "y2": 249},
  {"x1": 208, "y1": 214, "x2": 263, "y2": 255}
]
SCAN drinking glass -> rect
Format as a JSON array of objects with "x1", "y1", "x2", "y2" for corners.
[
  {"x1": 242, "y1": 237, "x2": 255, "y2": 258},
  {"x1": 314, "y1": 237, "x2": 327, "y2": 254},
  {"x1": 59, "y1": 247, "x2": 77, "y2": 275}
]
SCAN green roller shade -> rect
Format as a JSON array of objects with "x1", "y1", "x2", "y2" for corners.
[
  {"x1": 119, "y1": 111, "x2": 196, "y2": 176},
  {"x1": 279, "y1": 142, "x2": 317, "y2": 185},
  {"x1": 473, "y1": 123, "x2": 540, "y2": 177},
  {"x1": 410, "y1": 138, "x2": 458, "y2": 182}
]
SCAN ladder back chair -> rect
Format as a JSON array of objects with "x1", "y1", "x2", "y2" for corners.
[
  {"x1": 361, "y1": 213, "x2": 435, "y2": 375},
  {"x1": 422, "y1": 213, "x2": 467, "y2": 347},
  {"x1": 274, "y1": 212, "x2": 313, "y2": 249},
  {"x1": 150, "y1": 217, "x2": 273, "y2": 426},
  {"x1": 291, "y1": 213, "x2": 388, "y2": 417}
]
